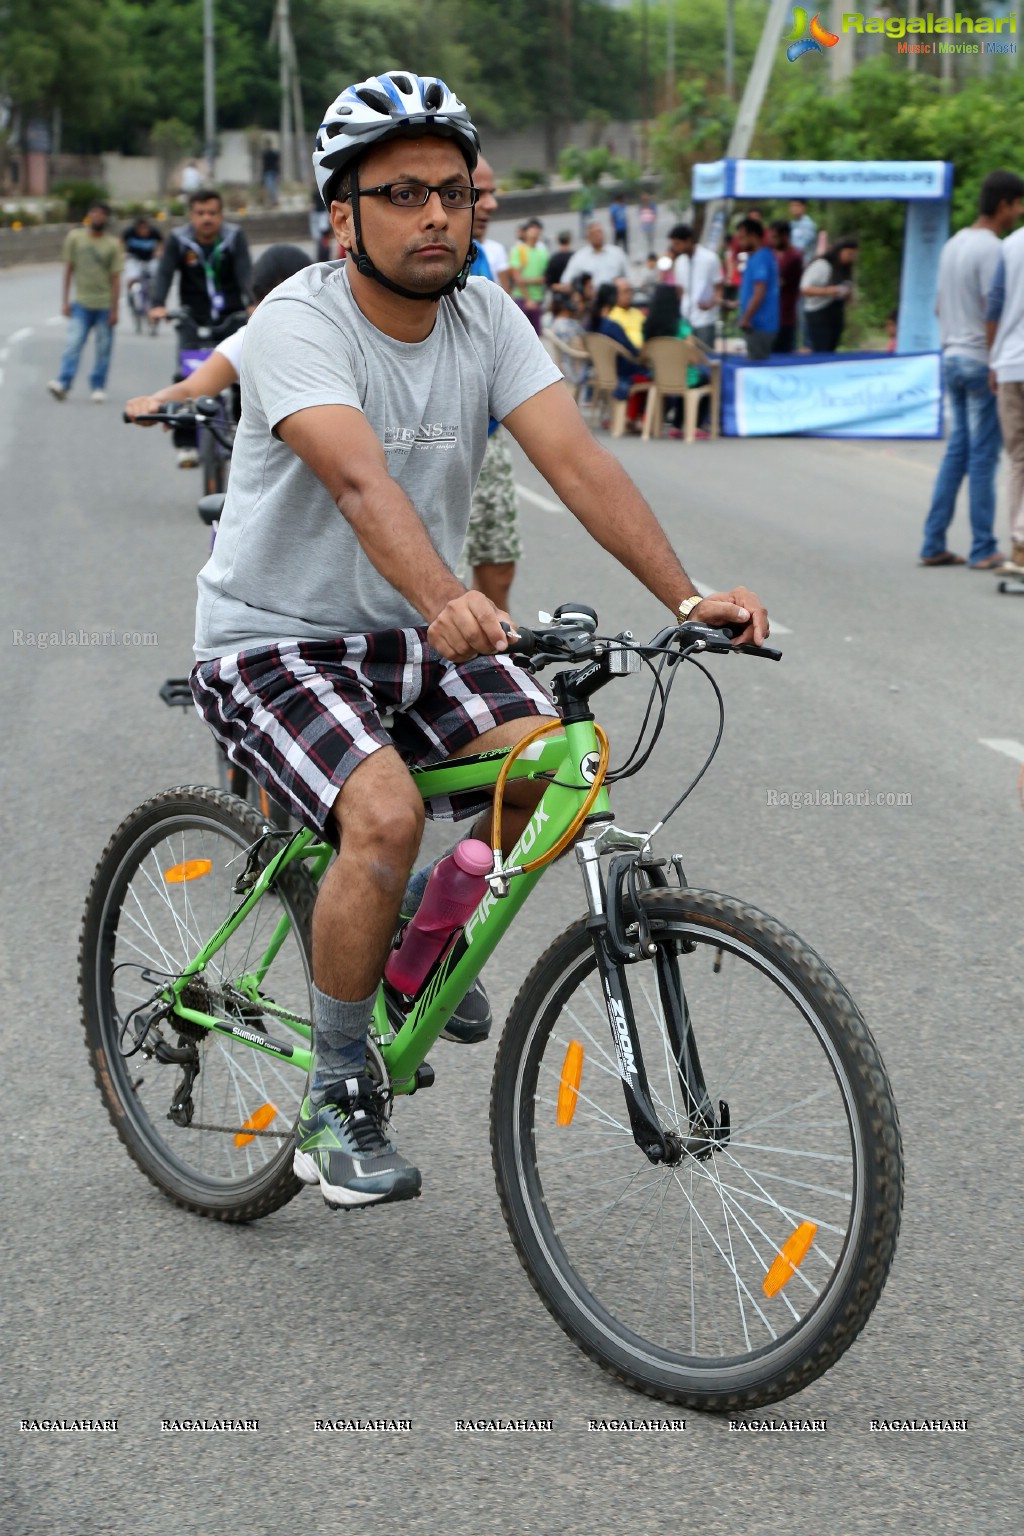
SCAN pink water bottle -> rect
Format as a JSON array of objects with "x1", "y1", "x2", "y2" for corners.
[{"x1": 384, "y1": 839, "x2": 493, "y2": 995}]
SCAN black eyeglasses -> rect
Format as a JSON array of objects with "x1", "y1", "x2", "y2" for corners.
[{"x1": 359, "y1": 182, "x2": 479, "y2": 210}]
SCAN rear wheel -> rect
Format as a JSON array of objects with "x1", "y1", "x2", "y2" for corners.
[
  {"x1": 491, "y1": 887, "x2": 903, "y2": 1410},
  {"x1": 80, "y1": 786, "x2": 317, "y2": 1220}
]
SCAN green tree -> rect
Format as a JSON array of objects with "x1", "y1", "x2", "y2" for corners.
[
  {"x1": 1, "y1": 0, "x2": 146, "y2": 147},
  {"x1": 150, "y1": 118, "x2": 197, "y2": 195}
]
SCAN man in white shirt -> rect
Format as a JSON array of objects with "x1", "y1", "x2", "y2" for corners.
[
  {"x1": 668, "y1": 223, "x2": 723, "y2": 349},
  {"x1": 557, "y1": 223, "x2": 629, "y2": 292},
  {"x1": 180, "y1": 160, "x2": 203, "y2": 196}
]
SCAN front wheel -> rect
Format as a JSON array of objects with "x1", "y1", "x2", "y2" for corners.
[{"x1": 491, "y1": 887, "x2": 903, "y2": 1411}]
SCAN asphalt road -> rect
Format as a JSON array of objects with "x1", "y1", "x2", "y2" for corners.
[{"x1": 1, "y1": 253, "x2": 1017, "y2": 1535}]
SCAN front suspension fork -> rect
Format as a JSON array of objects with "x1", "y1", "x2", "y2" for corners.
[{"x1": 578, "y1": 829, "x2": 728, "y2": 1165}]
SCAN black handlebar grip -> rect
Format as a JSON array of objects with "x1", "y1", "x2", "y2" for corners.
[{"x1": 500, "y1": 621, "x2": 536, "y2": 657}]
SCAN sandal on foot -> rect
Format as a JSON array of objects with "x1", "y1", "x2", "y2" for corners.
[
  {"x1": 968, "y1": 553, "x2": 1006, "y2": 570},
  {"x1": 919, "y1": 552, "x2": 965, "y2": 567}
]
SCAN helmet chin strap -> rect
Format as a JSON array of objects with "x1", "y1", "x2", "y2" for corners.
[{"x1": 349, "y1": 165, "x2": 476, "y2": 302}]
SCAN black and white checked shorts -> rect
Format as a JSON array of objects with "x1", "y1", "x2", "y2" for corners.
[{"x1": 190, "y1": 628, "x2": 557, "y2": 834}]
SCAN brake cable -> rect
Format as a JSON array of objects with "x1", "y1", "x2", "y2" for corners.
[{"x1": 490, "y1": 716, "x2": 610, "y2": 879}]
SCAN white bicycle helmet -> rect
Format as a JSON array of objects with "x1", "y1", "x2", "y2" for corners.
[{"x1": 313, "y1": 71, "x2": 479, "y2": 204}]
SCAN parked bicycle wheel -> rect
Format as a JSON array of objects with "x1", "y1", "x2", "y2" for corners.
[
  {"x1": 491, "y1": 887, "x2": 903, "y2": 1411},
  {"x1": 79, "y1": 786, "x2": 316, "y2": 1221}
]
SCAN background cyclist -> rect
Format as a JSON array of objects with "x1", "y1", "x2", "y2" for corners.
[
  {"x1": 124, "y1": 245, "x2": 311, "y2": 424},
  {"x1": 148, "y1": 188, "x2": 252, "y2": 466},
  {"x1": 188, "y1": 70, "x2": 767, "y2": 1213},
  {"x1": 121, "y1": 214, "x2": 163, "y2": 314}
]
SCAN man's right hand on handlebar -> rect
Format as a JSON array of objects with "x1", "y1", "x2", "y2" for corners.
[
  {"x1": 427, "y1": 590, "x2": 513, "y2": 664},
  {"x1": 690, "y1": 587, "x2": 769, "y2": 647}
]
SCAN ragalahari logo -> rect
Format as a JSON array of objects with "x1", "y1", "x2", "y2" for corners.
[{"x1": 787, "y1": 8, "x2": 840, "y2": 61}]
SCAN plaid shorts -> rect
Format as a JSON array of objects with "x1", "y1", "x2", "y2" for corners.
[{"x1": 190, "y1": 629, "x2": 557, "y2": 834}]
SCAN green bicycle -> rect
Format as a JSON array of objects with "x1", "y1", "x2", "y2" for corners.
[{"x1": 79, "y1": 608, "x2": 903, "y2": 1411}]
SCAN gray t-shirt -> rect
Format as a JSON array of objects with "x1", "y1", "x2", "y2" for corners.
[
  {"x1": 195, "y1": 263, "x2": 560, "y2": 659},
  {"x1": 936, "y1": 226, "x2": 1002, "y2": 363}
]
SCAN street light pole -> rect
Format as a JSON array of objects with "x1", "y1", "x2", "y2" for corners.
[
  {"x1": 726, "y1": 0, "x2": 735, "y2": 99},
  {"x1": 203, "y1": 0, "x2": 216, "y2": 179}
]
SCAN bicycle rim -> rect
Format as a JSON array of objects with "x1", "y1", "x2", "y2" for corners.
[
  {"x1": 81, "y1": 789, "x2": 314, "y2": 1217},
  {"x1": 493, "y1": 889, "x2": 902, "y2": 1408}
]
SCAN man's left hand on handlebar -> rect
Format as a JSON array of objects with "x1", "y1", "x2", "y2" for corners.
[
  {"x1": 124, "y1": 394, "x2": 175, "y2": 425},
  {"x1": 689, "y1": 588, "x2": 769, "y2": 647}
]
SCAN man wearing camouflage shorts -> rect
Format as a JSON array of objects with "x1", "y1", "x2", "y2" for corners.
[{"x1": 463, "y1": 155, "x2": 522, "y2": 611}]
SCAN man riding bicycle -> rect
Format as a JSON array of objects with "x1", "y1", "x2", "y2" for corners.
[
  {"x1": 121, "y1": 215, "x2": 163, "y2": 307},
  {"x1": 188, "y1": 70, "x2": 768, "y2": 1211},
  {"x1": 148, "y1": 187, "x2": 252, "y2": 465}
]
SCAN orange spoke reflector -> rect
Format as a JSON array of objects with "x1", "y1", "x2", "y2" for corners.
[
  {"x1": 557, "y1": 1040, "x2": 584, "y2": 1126},
  {"x1": 235, "y1": 1102, "x2": 278, "y2": 1147},
  {"x1": 164, "y1": 859, "x2": 212, "y2": 884},
  {"x1": 763, "y1": 1221, "x2": 817, "y2": 1297}
]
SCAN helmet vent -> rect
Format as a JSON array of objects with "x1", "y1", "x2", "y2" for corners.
[
  {"x1": 325, "y1": 122, "x2": 347, "y2": 139},
  {"x1": 391, "y1": 74, "x2": 413, "y2": 94},
  {"x1": 356, "y1": 87, "x2": 396, "y2": 114},
  {"x1": 423, "y1": 81, "x2": 444, "y2": 111}
]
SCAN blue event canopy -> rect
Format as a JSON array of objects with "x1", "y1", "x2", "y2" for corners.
[
  {"x1": 688, "y1": 158, "x2": 956, "y2": 438},
  {"x1": 692, "y1": 159, "x2": 954, "y2": 203}
]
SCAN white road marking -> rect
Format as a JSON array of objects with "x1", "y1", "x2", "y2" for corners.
[
  {"x1": 0, "y1": 368, "x2": 4, "y2": 388},
  {"x1": 0, "y1": 347, "x2": 8, "y2": 363},
  {"x1": 513, "y1": 484, "x2": 794, "y2": 634},
  {"x1": 980, "y1": 738, "x2": 1024, "y2": 764},
  {"x1": 515, "y1": 482, "x2": 564, "y2": 514},
  {"x1": 8, "y1": 327, "x2": 32, "y2": 344},
  {"x1": 46, "y1": 316, "x2": 64, "y2": 326}
]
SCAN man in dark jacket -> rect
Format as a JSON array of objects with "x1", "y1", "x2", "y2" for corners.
[{"x1": 149, "y1": 188, "x2": 252, "y2": 463}]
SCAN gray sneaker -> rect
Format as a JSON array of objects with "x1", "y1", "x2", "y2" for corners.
[
  {"x1": 440, "y1": 978, "x2": 493, "y2": 1044},
  {"x1": 393, "y1": 915, "x2": 493, "y2": 1044},
  {"x1": 293, "y1": 1074, "x2": 421, "y2": 1209},
  {"x1": 47, "y1": 380, "x2": 67, "y2": 401}
]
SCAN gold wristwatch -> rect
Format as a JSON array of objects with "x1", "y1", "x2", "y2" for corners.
[{"x1": 677, "y1": 594, "x2": 704, "y2": 623}]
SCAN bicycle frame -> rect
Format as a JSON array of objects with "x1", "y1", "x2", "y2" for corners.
[{"x1": 165, "y1": 721, "x2": 609, "y2": 1094}]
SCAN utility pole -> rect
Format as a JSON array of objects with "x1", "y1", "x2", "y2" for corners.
[
  {"x1": 640, "y1": 0, "x2": 650, "y2": 159},
  {"x1": 203, "y1": 0, "x2": 216, "y2": 179},
  {"x1": 666, "y1": 0, "x2": 676, "y2": 109},
  {"x1": 831, "y1": 0, "x2": 854, "y2": 83},
  {"x1": 700, "y1": 0, "x2": 793, "y2": 248},
  {"x1": 725, "y1": 0, "x2": 735, "y2": 99},
  {"x1": 941, "y1": 0, "x2": 954, "y2": 84},
  {"x1": 270, "y1": 0, "x2": 306, "y2": 184}
]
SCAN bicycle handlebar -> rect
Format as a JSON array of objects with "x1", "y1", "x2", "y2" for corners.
[
  {"x1": 503, "y1": 617, "x2": 781, "y2": 667},
  {"x1": 123, "y1": 397, "x2": 236, "y2": 452}
]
